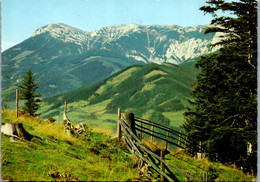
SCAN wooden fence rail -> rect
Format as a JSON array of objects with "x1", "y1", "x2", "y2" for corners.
[
  {"x1": 135, "y1": 125, "x2": 184, "y2": 149},
  {"x1": 117, "y1": 110, "x2": 202, "y2": 181},
  {"x1": 135, "y1": 117, "x2": 195, "y2": 144},
  {"x1": 123, "y1": 128, "x2": 173, "y2": 180},
  {"x1": 135, "y1": 122, "x2": 180, "y2": 141},
  {"x1": 135, "y1": 117, "x2": 201, "y2": 153},
  {"x1": 119, "y1": 116, "x2": 180, "y2": 181}
]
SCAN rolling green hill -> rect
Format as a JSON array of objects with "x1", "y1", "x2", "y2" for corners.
[
  {"x1": 39, "y1": 60, "x2": 198, "y2": 132},
  {"x1": 2, "y1": 46, "x2": 139, "y2": 101}
]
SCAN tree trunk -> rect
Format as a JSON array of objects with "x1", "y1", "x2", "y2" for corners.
[{"x1": 1, "y1": 122, "x2": 33, "y2": 141}]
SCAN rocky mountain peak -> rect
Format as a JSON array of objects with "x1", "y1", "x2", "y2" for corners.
[
  {"x1": 34, "y1": 23, "x2": 79, "y2": 35},
  {"x1": 33, "y1": 23, "x2": 89, "y2": 45}
]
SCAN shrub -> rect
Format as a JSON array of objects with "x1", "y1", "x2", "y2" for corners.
[{"x1": 48, "y1": 117, "x2": 56, "y2": 123}]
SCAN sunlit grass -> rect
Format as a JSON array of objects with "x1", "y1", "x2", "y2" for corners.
[
  {"x1": 142, "y1": 138, "x2": 168, "y2": 152},
  {"x1": 92, "y1": 125, "x2": 115, "y2": 137},
  {"x1": 1, "y1": 109, "x2": 256, "y2": 181},
  {"x1": 109, "y1": 67, "x2": 138, "y2": 85},
  {"x1": 1, "y1": 109, "x2": 139, "y2": 181},
  {"x1": 139, "y1": 82, "x2": 156, "y2": 93},
  {"x1": 166, "y1": 150, "x2": 256, "y2": 181},
  {"x1": 163, "y1": 110, "x2": 186, "y2": 128},
  {"x1": 141, "y1": 138, "x2": 255, "y2": 181},
  {"x1": 1, "y1": 109, "x2": 79, "y2": 145}
]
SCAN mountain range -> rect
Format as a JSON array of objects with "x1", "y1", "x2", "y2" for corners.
[{"x1": 2, "y1": 23, "x2": 219, "y2": 101}]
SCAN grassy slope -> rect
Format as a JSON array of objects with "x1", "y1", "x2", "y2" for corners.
[
  {"x1": 166, "y1": 150, "x2": 255, "y2": 181},
  {"x1": 1, "y1": 110, "x2": 138, "y2": 181},
  {"x1": 39, "y1": 61, "x2": 198, "y2": 133},
  {"x1": 1, "y1": 110, "x2": 255, "y2": 181}
]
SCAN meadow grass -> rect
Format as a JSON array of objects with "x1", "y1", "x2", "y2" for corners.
[
  {"x1": 1, "y1": 109, "x2": 138, "y2": 181},
  {"x1": 1, "y1": 110, "x2": 256, "y2": 181},
  {"x1": 1, "y1": 109, "x2": 79, "y2": 145},
  {"x1": 140, "y1": 137, "x2": 255, "y2": 181},
  {"x1": 144, "y1": 70, "x2": 167, "y2": 80},
  {"x1": 163, "y1": 110, "x2": 186, "y2": 128},
  {"x1": 165, "y1": 150, "x2": 256, "y2": 181}
]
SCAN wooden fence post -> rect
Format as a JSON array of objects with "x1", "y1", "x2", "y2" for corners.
[
  {"x1": 65, "y1": 101, "x2": 67, "y2": 113},
  {"x1": 184, "y1": 136, "x2": 188, "y2": 151},
  {"x1": 151, "y1": 123, "x2": 154, "y2": 141},
  {"x1": 165, "y1": 131, "x2": 169, "y2": 151},
  {"x1": 140, "y1": 122, "x2": 143, "y2": 141},
  {"x1": 185, "y1": 171, "x2": 190, "y2": 182},
  {"x1": 63, "y1": 101, "x2": 69, "y2": 121},
  {"x1": 121, "y1": 112, "x2": 136, "y2": 135},
  {"x1": 117, "y1": 108, "x2": 121, "y2": 141},
  {"x1": 200, "y1": 141, "x2": 202, "y2": 153},
  {"x1": 203, "y1": 171, "x2": 208, "y2": 182},
  {"x1": 160, "y1": 150, "x2": 165, "y2": 181},
  {"x1": 16, "y1": 89, "x2": 19, "y2": 118},
  {"x1": 178, "y1": 130, "x2": 182, "y2": 149},
  {"x1": 197, "y1": 141, "x2": 202, "y2": 159}
]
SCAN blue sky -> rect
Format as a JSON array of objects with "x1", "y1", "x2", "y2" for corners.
[{"x1": 2, "y1": 0, "x2": 214, "y2": 51}]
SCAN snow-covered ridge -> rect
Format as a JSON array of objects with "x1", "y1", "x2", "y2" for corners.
[
  {"x1": 33, "y1": 23, "x2": 207, "y2": 40},
  {"x1": 33, "y1": 23, "x2": 90, "y2": 45},
  {"x1": 33, "y1": 23, "x2": 87, "y2": 36},
  {"x1": 90, "y1": 23, "x2": 142, "y2": 40},
  {"x1": 31, "y1": 23, "x2": 221, "y2": 64}
]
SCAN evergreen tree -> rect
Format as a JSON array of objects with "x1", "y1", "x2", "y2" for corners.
[
  {"x1": 183, "y1": 0, "x2": 257, "y2": 173},
  {"x1": 18, "y1": 70, "x2": 42, "y2": 116}
]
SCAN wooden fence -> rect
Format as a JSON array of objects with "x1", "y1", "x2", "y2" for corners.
[
  {"x1": 117, "y1": 109, "x2": 208, "y2": 181},
  {"x1": 134, "y1": 117, "x2": 200, "y2": 152}
]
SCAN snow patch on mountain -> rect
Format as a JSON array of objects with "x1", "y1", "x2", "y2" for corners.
[
  {"x1": 90, "y1": 24, "x2": 141, "y2": 41},
  {"x1": 183, "y1": 25, "x2": 205, "y2": 32},
  {"x1": 126, "y1": 54, "x2": 146, "y2": 63},
  {"x1": 33, "y1": 23, "x2": 89, "y2": 46},
  {"x1": 165, "y1": 38, "x2": 210, "y2": 61}
]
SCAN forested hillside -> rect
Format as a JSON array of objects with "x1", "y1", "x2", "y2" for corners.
[{"x1": 40, "y1": 60, "x2": 197, "y2": 129}]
